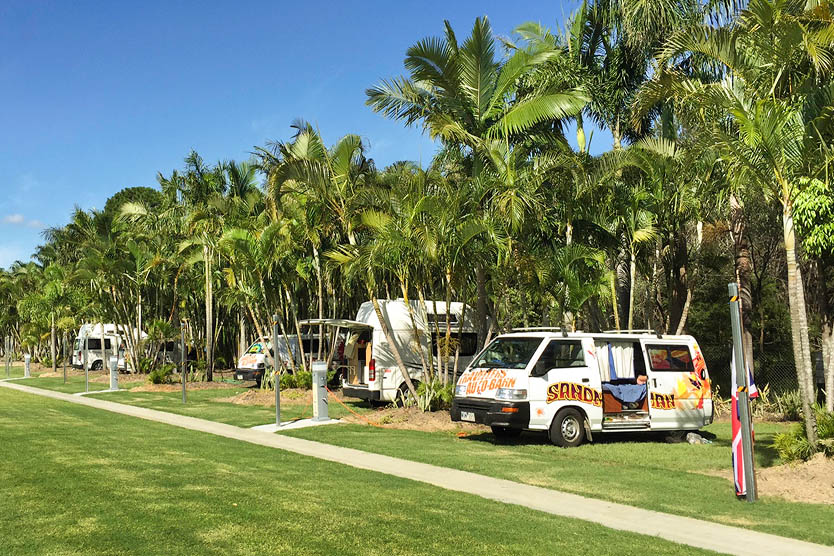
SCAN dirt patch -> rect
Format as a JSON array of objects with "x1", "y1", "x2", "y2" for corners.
[
  {"x1": 698, "y1": 453, "x2": 834, "y2": 504},
  {"x1": 130, "y1": 382, "x2": 239, "y2": 393},
  {"x1": 214, "y1": 388, "x2": 313, "y2": 406},
  {"x1": 342, "y1": 406, "x2": 489, "y2": 433},
  {"x1": 757, "y1": 453, "x2": 834, "y2": 504}
]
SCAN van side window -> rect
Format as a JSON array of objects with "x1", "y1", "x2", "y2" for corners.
[
  {"x1": 531, "y1": 340, "x2": 585, "y2": 377},
  {"x1": 431, "y1": 332, "x2": 479, "y2": 357},
  {"x1": 646, "y1": 345, "x2": 694, "y2": 372}
]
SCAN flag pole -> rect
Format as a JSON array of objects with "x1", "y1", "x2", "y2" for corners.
[{"x1": 729, "y1": 282, "x2": 757, "y2": 502}]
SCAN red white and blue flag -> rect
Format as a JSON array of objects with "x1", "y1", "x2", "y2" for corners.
[{"x1": 731, "y1": 350, "x2": 757, "y2": 497}]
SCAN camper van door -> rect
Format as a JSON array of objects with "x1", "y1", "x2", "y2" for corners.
[{"x1": 642, "y1": 339, "x2": 709, "y2": 429}]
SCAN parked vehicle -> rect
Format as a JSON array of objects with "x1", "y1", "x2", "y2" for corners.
[
  {"x1": 234, "y1": 334, "x2": 326, "y2": 385},
  {"x1": 450, "y1": 330, "x2": 713, "y2": 446},
  {"x1": 301, "y1": 299, "x2": 479, "y2": 403},
  {"x1": 71, "y1": 323, "x2": 134, "y2": 371}
]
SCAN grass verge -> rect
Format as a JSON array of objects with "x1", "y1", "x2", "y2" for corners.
[
  {"x1": 0, "y1": 387, "x2": 713, "y2": 556},
  {"x1": 281, "y1": 420, "x2": 834, "y2": 546}
]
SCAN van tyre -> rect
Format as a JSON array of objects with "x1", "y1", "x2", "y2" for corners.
[
  {"x1": 396, "y1": 381, "x2": 419, "y2": 407},
  {"x1": 549, "y1": 408, "x2": 586, "y2": 447},
  {"x1": 491, "y1": 426, "x2": 521, "y2": 438}
]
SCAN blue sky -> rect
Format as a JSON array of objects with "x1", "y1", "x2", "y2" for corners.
[{"x1": 0, "y1": 0, "x2": 610, "y2": 268}]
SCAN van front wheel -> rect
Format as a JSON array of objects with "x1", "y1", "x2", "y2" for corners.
[{"x1": 549, "y1": 409, "x2": 586, "y2": 447}]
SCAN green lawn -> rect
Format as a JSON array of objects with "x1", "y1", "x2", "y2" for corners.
[
  {"x1": 0, "y1": 388, "x2": 714, "y2": 556},
  {"x1": 18, "y1": 372, "x2": 145, "y2": 394},
  {"x1": 83, "y1": 384, "x2": 375, "y2": 428},
  {"x1": 281, "y1": 420, "x2": 834, "y2": 546}
]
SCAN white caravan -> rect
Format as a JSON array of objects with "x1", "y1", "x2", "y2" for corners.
[
  {"x1": 451, "y1": 330, "x2": 713, "y2": 446},
  {"x1": 302, "y1": 299, "x2": 479, "y2": 403},
  {"x1": 72, "y1": 323, "x2": 128, "y2": 371},
  {"x1": 234, "y1": 334, "x2": 326, "y2": 384}
]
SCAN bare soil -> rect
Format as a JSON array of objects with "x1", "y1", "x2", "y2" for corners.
[
  {"x1": 130, "y1": 382, "x2": 239, "y2": 393},
  {"x1": 214, "y1": 388, "x2": 314, "y2": 406},
  {"x1": 700, "y1": 453, "x2": 834, "y2": 504},
  {"x1": 341, "y1": 406, "x2": 489, "y2": 433}
]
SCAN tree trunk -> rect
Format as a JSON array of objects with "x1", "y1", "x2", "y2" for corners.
[
  {"x1": 313, "y1": 246, "x2": 324, "y2": 361},
  {"x1": 627, "y1": 250, "x2": 637, "y2": 330},
  {"x1": 676, "y1": 222, "x2": 702, "y2": 335},
  {"x1": 475, "y1": 265, "x2": 488, "y2": 347},
  {"x1": 51, "y1": 312, "x2": 56, "y2": 374},
  {"x1": 239, "y1": 311, "x2": 247, "y2": 361},
  {"x1": 371, "y1": 294, "x2": 417, "y2": 398},
  {"x1": 204, "y1": 245, "x2": 214, "y2": 382},
  {"x1": 609, "y1": 271, "x2": 620, "y2": 330},
  {"x1": 822, "y1": 321, "x2": 834, "y2": 413},
  {"x1": 730, "y1": 194, "x2": 755, "y2": 372},
  {"x1": 783, "y1": 203, "x2": 818, "y2": 446},
  {"x1": 400, "y1": 282, "x2": 431, "y2": 383}
]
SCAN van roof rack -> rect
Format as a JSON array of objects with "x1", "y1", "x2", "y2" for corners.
[
  {"x1": 602, "y1": 329, "x2": 663, "y2": 338},
  {"x1": 511, "y1": 327, "x2": 583, "y2": 337}
]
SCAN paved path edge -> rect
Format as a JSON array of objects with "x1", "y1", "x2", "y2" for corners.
[{"x1": 2, "y1": 381, "x2": 831, "y2": 556}]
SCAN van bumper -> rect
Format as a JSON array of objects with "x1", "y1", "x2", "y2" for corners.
[
  {"x1": 343, "y1": 385, "x2": 380, "y2": 401},
  {"x1": 451, "y1": 397, "x2": 530, "y2": 428},
  {"x1": 234, "y1": 368, "x2": 264, "y2": 382}
]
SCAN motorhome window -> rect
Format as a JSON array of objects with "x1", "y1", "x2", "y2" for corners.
[
  {"x1": 430, "y1": 332, "x2": 479, "y2": 357},
  {"x1": 531, "y1": 340, "x2": 584, "y2": 376},
  {"x1": 86, "y1": 339, "x2": 112, "y2": 350},
  {"x1": 426, "y1": 313, "x2": 459, "y2": 326},
  {"x1": 73, "y1": 339, "x2": 80, "y2": 350},
  {"x1": 646, "y1": 345, "x2": 694, "y2": 372},
  {"x1": 473, "y1": 338, "x2": 543, "y2": 370},
  {"x1": 301, "y1": 339, "x2": 321, "y2": 353}
]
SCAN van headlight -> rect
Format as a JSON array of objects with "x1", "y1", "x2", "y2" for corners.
[
  {"x1": 454, "y1": 383, "x2": 467, "y2": 396},
  {"x1": 495, "y1": 388, "x2": 527, "y2": 401}
]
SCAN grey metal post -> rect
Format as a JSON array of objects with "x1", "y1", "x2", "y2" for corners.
[
  {"x1": 181, "y1": 321, "x2": 187, "y2": 404},
  {"x1": 24, "y1": 353, "x2": 30, "y2": 378},
  {"x1": 5, "y1": 336, "x2": 9, "y2": 378},
  {"x1": 83, "y1": 338, "x2": 89, "y2": 393},
  {"x1": 312, "y1": 361, "x2": 328, "y2": 421},
  {"x1": 109, "y1": 356, "x2": 119, "y2": 391},
  {"x1": 273, "y1": 315, "x2": 280, "y2": 426},
  {"x1": 63, "y1": 332, "x2": 67, "y2": 384},
  {"x1": 729, "y1": 282, "x2": 757, "y2": 502}
]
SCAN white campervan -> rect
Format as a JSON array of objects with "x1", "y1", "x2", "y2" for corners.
[
  {"x1": 302, "y1": 299, "x2": 479, "y2": 403},
  {"x1": 72, "y1": 323, "x2": 128, "y2": 371},
  {"x1": 451, "y1": 330, "x2": 713, "y2": 446},
  {"x1": 234, "y1": 334, "x2": 327, "y2": 384}
]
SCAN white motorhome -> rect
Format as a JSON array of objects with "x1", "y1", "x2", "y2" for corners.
[
  {"x1": 234, "y1": 334, "x2": 327, "y2": 384},
  {"x1": 302, "y1": 299, "x2": 479, "y2": 403},
  {"x1": 72, "y1": 323, "x2": 127, "y2": 371},
  {"x1": 451, "y1": 330, "x2": 713, "y2": 446}
]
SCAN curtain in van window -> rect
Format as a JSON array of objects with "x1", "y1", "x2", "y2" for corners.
[{"x1": 594, "y1": 342, "x2": 635, "y2": 381}]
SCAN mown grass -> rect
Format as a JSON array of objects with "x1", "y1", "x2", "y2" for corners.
[
  {"x1": 0, "y1": 387, "x2": 714, "y2": 556},
  {"x1": 19, "y1": 372, "x2": 145, "y2": 394},
  {"x1": 281, "y1": 420, "x2": 834, "y2": 546},
  {"x1": 84, "y1": 384, "x2": 373, "y2": 428}
]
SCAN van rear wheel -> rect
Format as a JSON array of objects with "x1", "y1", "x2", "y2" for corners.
[
  {"x1": 491, "y1": 426, "x2": 521, "y2": 438},
  {"x1": 549, "y1": 408, "x2": 586, "y2": 448}
]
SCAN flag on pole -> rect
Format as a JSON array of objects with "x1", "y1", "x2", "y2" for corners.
[
  {"x1": 731, "y1": 350, "x2": 754, "y2": 497},
  {"x1": 747, "y1": 357, "x2": 759, "y2": 399}
]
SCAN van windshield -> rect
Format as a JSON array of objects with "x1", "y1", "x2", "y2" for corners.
[{"x1": 473, "y1": 338, "x2": 543, "y2": 370}]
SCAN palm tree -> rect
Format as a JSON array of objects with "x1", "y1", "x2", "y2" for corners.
[
  {"x1": 367, "y1": 16, "x2": 588, "y2": 344},
  {"x1": 651, "y1": 0, "x2": 834, "y2": 445}
]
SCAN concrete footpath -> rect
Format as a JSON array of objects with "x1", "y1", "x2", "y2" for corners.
[{"x1": 2, "y1": 381, "x2": 832, "y2": 556}]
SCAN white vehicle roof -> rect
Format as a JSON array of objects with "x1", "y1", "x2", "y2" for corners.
[{"x1": 495, "y1": 330, "x2": 697, "y2": 342}]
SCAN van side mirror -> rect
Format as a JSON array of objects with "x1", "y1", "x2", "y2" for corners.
[{"x1": 531, "y1": 361, "x2": 549, "y2": 377}]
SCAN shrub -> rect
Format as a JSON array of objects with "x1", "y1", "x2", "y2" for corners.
[
  {"x1": 148, "y1": 363, "x2": 176, "y2": 384},
  {"x1": 774, "y1": 406, "x2": 834, "y2": 462},
  {"x1": 137, "y1": 357, "x2": 155, "y2": 374},
  {"x1": 774, "y1": 389, "x2": 803, "y2": 421},
  {"x1": 416, "y1": 379, "x2": 455, "y2": 412}
]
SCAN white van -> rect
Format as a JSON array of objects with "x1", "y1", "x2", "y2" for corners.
[
  {"x1": 234, "y1": 334, "x2": 326, "y2": 384},
  {"x1": 72, "y1": 323, "x2": 129, "y2": 371},
  {"x1": 450, "y1": 330, "x2": 713, "y2": 446},
  {"x1": 302, "y1": 299, "x2": 479, "y2": 403}
]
